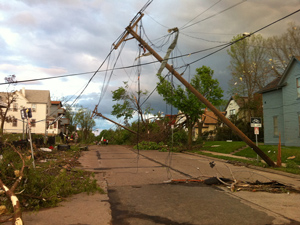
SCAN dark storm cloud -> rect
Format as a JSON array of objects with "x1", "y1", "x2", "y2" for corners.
[{"x1": 1, "y1": 0, "x2": 300, "y2": 131}]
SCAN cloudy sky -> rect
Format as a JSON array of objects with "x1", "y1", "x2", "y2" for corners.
[{"x1": 0, "y1": 0, "x2": 299, "y2": 133}]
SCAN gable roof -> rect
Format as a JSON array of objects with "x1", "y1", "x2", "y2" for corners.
[
  {"x1": 201, "y1": 110, "x2": 225, "y2": 125},
  {"x1": 258, "y1": 56, "x2": 300, "y2": 94},
  {"x1": 19, "y1": 89, "x2": 50, "y2": 104},
  {"x1": 224, "y1": 95, "x2": 248, "y2": 111},
  {"x1": 278, "y1": 56, "x2": 300, "y2": 86}
]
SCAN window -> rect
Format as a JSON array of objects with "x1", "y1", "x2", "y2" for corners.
[
  {"x1": 13, "y1": 118, "x2": 17, "y2": 127},
  {"x1": 32, "y1": 104, "x2": 37, "y2": 112},
  {"x1": 297, "y1": 77, "x2": 300, "y2": 98},
  {"x1": 13, "y1": 103, "x2": 18, "y2": 112},
  {"x1": 31, "y1": 119, "x2": 36, "y2": 127},
  {"x1": 273, "y1": 116, "x2": 278, "y2": 136},
  {"x1": 298, "y1": 113, "x2": 300, "y2": 137},
  {"x1": 230, "y1": 109, "x2": 236, "y2": 115}
]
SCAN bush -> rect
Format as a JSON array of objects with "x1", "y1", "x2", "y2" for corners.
[
  {"x1": 169, "y1": 129, "x2": 187, "y2": 146},
  {"x1": 134, "y1": 141, "x2": 162, "y2": 150}
]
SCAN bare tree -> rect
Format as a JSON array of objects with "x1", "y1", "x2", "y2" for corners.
[
  {"x1": 266, "y1": 22, "x2": 300, "y2": 77},
  {"x1": 227, "y1": 34, "x2": 273, "y2": 121},
  {"x1": 0, "y1": 75, "x2": 18, "y2": 138}
]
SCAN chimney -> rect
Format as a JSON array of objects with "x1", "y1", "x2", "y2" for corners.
[{"x1": 22, "y1": 87, "x2": 25, "y2": 96}]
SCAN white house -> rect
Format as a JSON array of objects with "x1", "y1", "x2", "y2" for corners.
[
  {"x1": 1, "y1": 88, "x2": 51, "y2": 135},
  {"x1": 224, "y1": 96, "x2": 248, "y2": 119}
]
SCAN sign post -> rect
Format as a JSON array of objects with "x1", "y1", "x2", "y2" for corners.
[{"x1": 251, "y1": 118, "x2": 262, "y2": 162}]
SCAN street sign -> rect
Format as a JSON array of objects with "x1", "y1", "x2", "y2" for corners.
[
  {"x1": 254, "y1": 127, "x2": 259, "y2": 135},
  {"x1": 251, "y1": 117, "x2": 262, "y2": 127}
]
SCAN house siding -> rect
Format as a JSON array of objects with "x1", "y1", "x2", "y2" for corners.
[
  {"x1": 3, "y1": 89, "x2": 50, "y2": 135},
  {"x1": 263, "y1": 90, "x2": 284, "y2": 145},
  {"x1": 30, "y1": 103, "x2": 48, "y2": 134},
  {"x1": 281, "y1": 62, "x2": 300, "y2": 146},
  {"x1": 262, "y1": 57, "x2": 300, "y2": 147},
  {"x1": 225, "y1": 99, "x2": 239, "y2": 118}
]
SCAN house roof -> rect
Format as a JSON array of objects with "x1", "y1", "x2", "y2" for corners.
[
  {"x1": 165, "y1": 114, "x2": 177, "y2": 126},
  {"x1": 201, "y1": 110, "x2": 225, "y2": 125},
  {"x1": 0, "y1": 100, "x2": 8, "y2": 108},
  {"x1": 20, "y1": 89, "x2": 50, "y2": 103},
  {"x1": 51, "y1": 101, "x2": 63, "y2": 107},
  {"x1": 258, "y1": 56, "x2": 300, "y2": 94},
  {"x1": 257, "y1": 77, "x2": 282, "y2": 93},
  {"x1": 224, "y1": 95, "x2": 248, "y2": 111}
]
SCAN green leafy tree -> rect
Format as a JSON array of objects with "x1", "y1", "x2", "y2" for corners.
[
  {"x1": 111, "y1": 81, "x2": 152, "y2": 126},
  {"x1": 74, "y1": 107, "x2": 96, "y2": 143},
  {"x1": 156, "y1": 66, "x2": 223, "y2": 149}
]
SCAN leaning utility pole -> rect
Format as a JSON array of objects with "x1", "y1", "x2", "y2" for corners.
[
  {"x1": 115, "y1": 12, "x2": 275, "y2": 167},
  {"x1": 91, "y1": 105, "x2": 138, "y2": 135}
]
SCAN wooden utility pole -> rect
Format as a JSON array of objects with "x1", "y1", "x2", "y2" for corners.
[
  {"x1": 115, "y1": 13, "x2": 275, "y2": 167},
  {"x1": 92, "y1": 106, "x2": 138, "y2": 135}
]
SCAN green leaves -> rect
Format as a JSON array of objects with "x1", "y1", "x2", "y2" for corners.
[
  {"x1": 111, "y1": 81, "x2": 152, "y2": 124},
  {"x1": 156, "y1": 66, "x2": 224, "y2": 148}
]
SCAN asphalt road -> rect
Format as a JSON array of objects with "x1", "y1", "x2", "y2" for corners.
[
  {"x1": 87, "y1": 145, "x2": 300, "y2": 225},
  {"x1": 21, "y1": 144, "x2": 300, "y2": 225}
]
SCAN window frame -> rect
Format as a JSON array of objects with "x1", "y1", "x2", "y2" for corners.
[
  {"x1": 31, "y1": 119, "x2": 36, "y2": 127},
  {"x1": 12, "y1": 118, "x2": 17, "y2": 127},
  {"x1": 32, "y1": 104, "x2": 37, "y2": 112},
  {"x1": 273, "y1": 116, "x2": 279, "y2": 137},
  {"x1": 13, "y1": 103, "x2": 18, "y2": 112},
  {"x1": 298, "y1": 113, "x2": 300, "y2": 137},
  {"x1": 230, "y1": 109, "x2": 236, "y2": 115},
  {"x1": 297, "y1": 77, "x2": 300, "y2": 98}
]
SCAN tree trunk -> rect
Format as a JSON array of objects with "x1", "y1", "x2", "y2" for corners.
[
  {"x1": 197, "y1": 120, "x2": 203, "y2": 139},
  {"x1": 187, "y1": 118, "x2": 193, "y2": 150}
]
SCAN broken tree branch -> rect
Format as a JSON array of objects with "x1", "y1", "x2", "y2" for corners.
[{"x1": 0, "y1": 144, "x2": 25, "y2": 225}]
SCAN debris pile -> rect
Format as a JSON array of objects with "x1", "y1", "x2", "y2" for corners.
[{"x1": 170, "y1": 178, "x2": 300, "y2": 194}]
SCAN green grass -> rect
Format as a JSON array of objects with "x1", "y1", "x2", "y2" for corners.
[
  {"x1": 202, "y1": 141, "x2": 247, "y2": 154},
  {"x1": 192, "y1": 141, "x2": 300, "y2": 175},
  {"x1": 235, "y1": 145, "x2": 300, "y2": 165},
  {"x1": 193, "y1": 150, "x2": 265, "y2": 166}
]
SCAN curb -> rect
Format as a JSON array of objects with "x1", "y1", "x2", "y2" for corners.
[{"x1": 182, "y1": 151, "x2": 300, "y2": 180}]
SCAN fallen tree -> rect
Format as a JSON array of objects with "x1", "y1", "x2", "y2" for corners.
[{"x1": 0, "y1": 144, "x2": 24, "y2": 224}]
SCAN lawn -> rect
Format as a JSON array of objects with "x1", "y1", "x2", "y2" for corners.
[
  {"x1": 202, "y1": 141, "x2": 247, "y2": 154},
  {"x1": 235, "y1": 145, "x2": 300, "y2": 165},
  {"x1": 194, "y1": 141, "x2": 300, "y2": 174}
]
